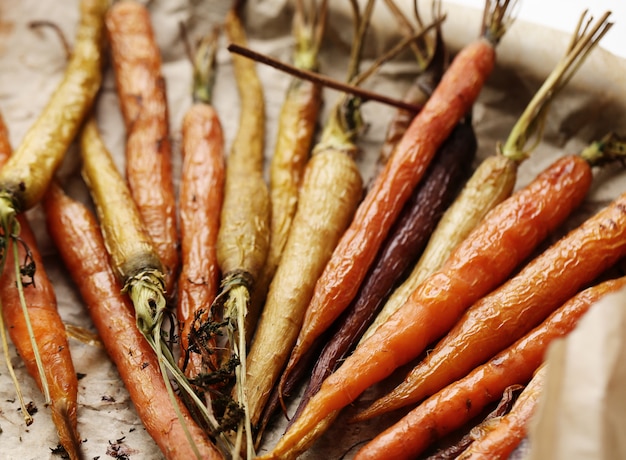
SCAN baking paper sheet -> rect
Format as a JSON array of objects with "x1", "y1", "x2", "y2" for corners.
[{"x1": 0, "y1": 1, "x2": 625, "y2": 459}]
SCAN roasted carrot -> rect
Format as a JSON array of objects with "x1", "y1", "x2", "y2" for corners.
[
  {"x1": 105, "y1": 0, "x2": 179, "y2": 295},
  {"x1": 248, "y1": 0, "x2": 326, "y2": 315},
  {"x1": 259, "y1": 144, "x2": 596, "y2": 459},
  {"x1": 42, "y1": 182, "x2": 224, "y2": 460},
  {"x1": 0, "y1": 0, "x2": 106, "y2": 408},
  {"x1": 0, "y1": 118, "x2": 81, "y2": 460},
  {"x1": 176, "y1": 32, "x2": 225, "y2": 382},
  {"x1": 288, "y1": 118, "x2": 477, "y2": 426},
  {"x1": 357, "y1": 143, "x2": 626, "y2": 422},
  {"x1": 246, "y1": 0, "x2": 379, "y2": 434},
  {"x1": 457, "y1": 364, "x2": 548, "y2": 460},
  {"x1": 79, "y1": 116, "x2": 228, "y2": 457},
  {"x1": 360, "y1": 9, "x2": 613, "y2": 342},
  {"x1": 352, "y1": 275, "x2": 626, "y2": 460},
  {"x1": 212, "y1": 5, "x2": 270, "y2": 456},
  {"x1": 278, "y1": 1, "x2": 515, "y2": 387}
]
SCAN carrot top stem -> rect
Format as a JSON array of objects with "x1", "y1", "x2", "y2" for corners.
[
  {"x1": 581, "y1": 133, "x2": 626, "y2": 166},
  {"x1": 501, "y1": 10, "x2": 612, "y2": 162},
  {"x1": 125, "y1": 270, "x2": 166, "y2": 335},
  {"x1": 482, "y1": 0, "x2": 517, "y2": 45},
  {"x1": 190, "y1": 29, "x2": 219, "y2": 105},
  {"x1": 293, "y1": 0, "x2": 328, "y2": 71}
]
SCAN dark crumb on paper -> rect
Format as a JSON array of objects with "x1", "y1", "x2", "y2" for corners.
[
  {"x1": 17, "y1": 401, "x2": 38, "y2": 416},
  {"x1": 101, "y1": 395, "x2": 116, "y2": 403},
  {"x1": 50, "y1": 444, "x2": 69, "y2": 458},
  {"x1": 106, "y1": 437, "x2": 137, "y2": 460},
  {"x1": 77, "y1": 372, "x2": 87, "y2": 380},
  {"x1": 129, "y1": 428, "x2": 135, "y2": 433}
]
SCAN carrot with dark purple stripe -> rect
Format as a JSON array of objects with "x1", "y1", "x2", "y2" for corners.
[{"x1": 288, "y1": 118, "x2": 476, "y2": 426}]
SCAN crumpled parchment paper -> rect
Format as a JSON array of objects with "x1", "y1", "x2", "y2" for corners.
[{"x1": 0, "y1": 1, "x2": 625, "y2": 459}]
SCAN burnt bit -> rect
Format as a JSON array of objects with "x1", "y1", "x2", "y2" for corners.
[
  {"x1": 17, "y1": 401, "x2": 38, "y2": 416},
  {"x1": 101, "y1": 395, "x2": 116, "y2": 403},
  {"x1": 50, "y1": 444, "x2": 69, "y2": 458}
]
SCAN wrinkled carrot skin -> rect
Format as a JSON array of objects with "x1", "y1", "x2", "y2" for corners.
[
  {"x1": 288, "y1": 120, "x2": 476, "y2": 425},
  {"x1": 246, "y1": 146, "x2": 363, "y2": 428},
  {"x1": 370, "y1": 174, "x2": 626, "y2": 420},
  {"x1": 105, "y1": 0, "x2": 179, "y2": 295},
  {"x1": 284, "y1": 38, "x2": 496, "y2": 377},
  {"x1": 353, "y1": 276, "x2": 626, "y2": 460},
  {"x1": 177, "y1": 103, "x2": 224, "y2": 378},
  {"x1": 261, "y1": 154, "x2": 591, "y2": 459},
  {"x1": 362, "y1": 153, "x2": 517, "y2": 342},
  {"x1": 458, "y1": 364, "x2": 548, "y2": 460},
  {"x1": 42, "y1": 183, "x2": 224, "y2": 460},
  {"x1": 0, "y1": 0, "x2": 107, "y2": 212},
  {"x1": 0, "y1": 115, "x2": 81, "y2": 460}
]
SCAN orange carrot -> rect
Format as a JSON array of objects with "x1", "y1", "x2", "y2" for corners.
[
  {"x1": 352, "y1": 275, "x2": 626, "y2": 460},
  {"x1": 279, "y1": 0, "x2": 514, "y2": 385},
  {"x1": 42, "y1": 182, "x2": 224, "y2": 460},
  {"x1": 176, "y1": 33, "x2": 225, "y2": 381},
  {"x1": 457, "y1": 364, "x2": 548, "y2": 460},
  {"x1": 0, "y1": 116, "x2": 81, "y2": 459},
  {"x1": 105, "y1": 0, "x2": 179, "y2": 295},
  {"x1": 259, "y1": 149, "x2": 593, "y2": 459}
]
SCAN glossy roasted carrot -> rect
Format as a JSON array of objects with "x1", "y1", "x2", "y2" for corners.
[
  {"x1": 105, "y1": 0, "x2": 179, "y2": 295},
  {"x1": 0, "y1": 118, "x2": 81, "y2": 460},
  {"x1": 359, "y1": 149, "x2": 626, "y2": 421},
  {"x1": 42, "y1": 182, "x2": 224, "y2": 460},
  {"x1": 176, "y1": 33, "x2": 225, "y2": 382},
  {"x1": 260, "y1": 149, "x2": 593, "y2": 459},
  {"x1": 352, "y1": 275, "x2": 626, "y2": 460},
  {"x1": 361, "y1": 9, "x2": 613, "y2": 342},
  {"x1": 458, "y1": 364, "x2": 548, "y2": 460},
  {"x1": 278, "y1": 1, "x2": 514, "y2": 387}
]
